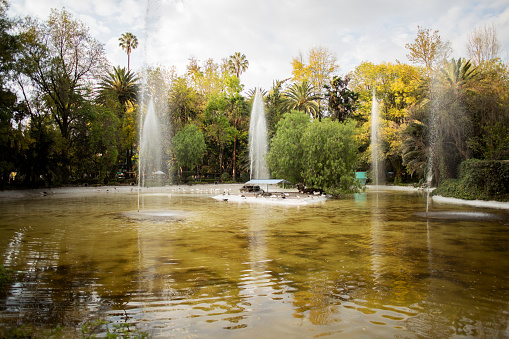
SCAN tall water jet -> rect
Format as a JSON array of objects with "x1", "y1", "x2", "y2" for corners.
[
  {"x1": 370, "y1": 90, "x2": 384, "y2": 186},
  {"x1": 425, "y1": 74, "x2": 440, "y2": 215},
  {"x1": 139, "y1": 99, "x2": 164, "y2": 188},
  {"x1": 249, "y1": 88, "x2": 269, "y2": 179}
]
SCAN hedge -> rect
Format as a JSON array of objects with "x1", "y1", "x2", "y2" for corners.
[{"x1": 435, "y1": 159, "x2": 509, "y2": 201}]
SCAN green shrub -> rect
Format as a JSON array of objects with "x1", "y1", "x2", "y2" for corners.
[
  {"x1": 221, "y1": 172, "x2": 231, "y2": 182},
  {"x1": 435, "y1": 159, "x2": 509, "y2": 201},
  {"x1": 240, "y1": 172, "x2": 250, "y2": 183}
]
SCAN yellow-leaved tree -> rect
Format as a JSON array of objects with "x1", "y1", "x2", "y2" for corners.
[
  {"x1": 291, "y1": 46, "x2": 339, "y2": 118},
  {"x1": 349, "y1": 61, "x2": 425, "y2": 182}
]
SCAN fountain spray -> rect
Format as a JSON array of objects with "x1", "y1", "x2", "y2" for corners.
[
  {"x1": 249, "y1": 88, "x2": 269, "y2": 179},
  {"x1": 371, "y1": 89, "x2": 380, "y2": 187}
]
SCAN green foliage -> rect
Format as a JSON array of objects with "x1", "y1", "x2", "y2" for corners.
[
  {"x1": 267, "y1": 112, "x2": 360, "y2": 195},
  {"x1": 221, "y1": 172, "x2": 231, "y2": 182},
  {"x1": 266, "y1": 110, "x2": 310, "y2": 183},
  {"x1": 0, "y1": 1, "x2": 23, "y2": 185},
  {"x1": 227, "y1": 52, "x2": 249, "y2": 79},
  {"x1": 186, "y1": 57, "x2": 243, "y2": 98},
  {"x1": 0, "y1": 319, "x2": 150, "y2": 339},
  {"x1": 472, "y1": 121, "x2": 509, "y2": 160},
  {"x1": 281, "y1": 80, "x2": 321, "y2": 119},
  {"x1": 21, "y1": 114, "x2": 63, "y2": 187},
  {"x1": 302, "y1": 119, "x2": 360, "y2": 195},
  {"x1": 173, "y1": 124, "x2": 206, "y2": 170},
  {"x1": 118, "y1": 32, "x2": 138, "y2": 70},
  {"x1": 87, "y1": 105, "x2": 122, "y2": 180},
  {"x1": 324, "y1": 76, "x2": 359, "y2": 122},
  {"x1": 265, "y1": 79, "x2": 289, "y2": 137},
  {"x1": 290, "y1": 45, "x2": 339, "y2": 113},
  {"x1": 350, "y1": 61, "x2": 425, "y2": 177},
  {"x1": 435, "y1": 159, "x2": 509, "y2": 201},
  {"x1": 467, "y1": 60, "x2": 509, "y2": 161},
  {"x1": 1, "y1": 2, "x2": 507, "y2": 192},
  {"x1": 169, "y1": 76, "x2": 203, "y2": 132},
  {"x1": 203, "y1": 94, "x2": 243, "y2": 175},
  {"x1": 81, "y1": 319, "x2": 150, "y2": 338},
  {"x1": 401, "y1": 120, "x2": 429, "y2": 177},
  {"x1": 98, "y1": 66, "x2": 139, "y2": 111}
]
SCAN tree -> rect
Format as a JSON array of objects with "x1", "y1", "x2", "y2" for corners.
[
  {"x1": 168, "y1": 76, "x2": 203, "y2": 132},
  {"x1": 0, "y1": 0, "x2": 23, "y2": 185},
  {"x1": 118, "y1": 32, "x2": 138, "y2": 71},
  {"x1": 349, "y1": 61, "x2": 425, "y2": 179},
  {"x1": 429, "y1": 58, "x2": 478, "y2": 180},
  {"x1": 324, "y1": 76, "x2": 358, "y2": 122},
  {"x1": 302, "y1": 119, "x2": 360, "y2": 195},
  {"x1": 187, "y1": 57, "x2": 241, "y2": 98},
  {"x1": 98, "y1": 66, "x2": 139, "y2": 177},
  {"x1": 282, "y1": 80, "x2": 321, "y2": 119},
  {"x1": 405, "y1": 26, "x2": 452, "y2": 71},
  {"x1": 98, "y1": 66, "x2": 139, "y2": 114},
  {"x1": 291, "y1": 46, "x2": 339, "y2": 115},
  {"x1": 438, "y1": 58, "x2": 478, "y2": 160},
  {"x1": 402, "y1": 119, "x2": 429, "y2": 179},
  {"x1": 467, "y1": 23, "x2": 500, "y2": 65},
  {"x1": 18, "y1": 8, "x2": 107, "y2": 180},
  {"x1": 227, "y1": 52, "x2": 249, "y2": 79},
  {"x1": 86, "y1": 104, "x2": 121, "y2": 183},
  {"x1": 225, "y1": 93, "x2": 249, "y2": 181},
  {"x1": 265, "y1": 79, "x2": 289, "y2": 136},
  {"x1": 291, "y1": 46, "x2": 339, "y2": 91},
  {"x1": 204, "y1": 95, "x2": 236, "y2": 175},
  {"x1": 467, "y1": 60, "x2": 509, "y2": 160},
  {"x1": 173, "y1": 124, "x2": 206, "y2": 176},
  {"x1": 21, "y1": 114, "x2": 62, "y2": 187},
  {"x1": 186, "y1": 56, "x2": 202, "y2": 85},
  {"x1": 266, "y1": 110, "x2": 309, "y2": 184}
]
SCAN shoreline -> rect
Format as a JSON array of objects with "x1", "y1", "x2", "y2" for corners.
[
  {"x1": 1, "y1": 183, "x2": 508, "y2": 210},
  {"x1": 365, "y1": 185, "x2": 509, "y2": 210}
]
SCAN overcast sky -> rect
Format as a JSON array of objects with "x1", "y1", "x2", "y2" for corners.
[{"x1": 8, "y1": 0, "x2": 509, "y2": 92}]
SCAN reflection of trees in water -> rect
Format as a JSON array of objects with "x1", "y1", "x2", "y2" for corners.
[
  {"x1": 1, "y1": 194, "x2": 509, "y2": 336},
  {"x1": 270, "y1": 194, "x2": 509, "y2": 336},
  {"x1": 0, "y1": 225, "x2": 141, "y2": 326}
]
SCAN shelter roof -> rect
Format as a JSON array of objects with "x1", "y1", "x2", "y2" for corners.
[{"x1": 244, "y1": 179, "x2": 291, "y2": 185}]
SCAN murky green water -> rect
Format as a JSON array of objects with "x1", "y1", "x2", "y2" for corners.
[{"x1": 1, "y1": 189, "x2": 508, "y2": 338}]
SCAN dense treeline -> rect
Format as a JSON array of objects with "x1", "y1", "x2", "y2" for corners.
[{"x1": 1, "y1": 2, "x2": 508, "y2": 197}]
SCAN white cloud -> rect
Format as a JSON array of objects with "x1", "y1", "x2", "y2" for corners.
[{"x1": 8, "y1": 0, "x2": 509, "y2": 90}]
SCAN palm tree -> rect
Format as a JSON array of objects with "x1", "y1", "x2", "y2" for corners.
[
  {"x1": 438, "y1": 58, "x2": 478, "y2": 160},
  {"x1": 118, "y1": 32, "x2": 138, "y2": 71},
  {"x1": 440, "y1": 58, "x2": 477, "y2": 93},
  {"x1": 246, "y1": 87, "x2": 267, "y2": 100},
  {"x1": 98, "y1": 66, "x2": 139, "y2": 177},
  {"x1": 228, "y1": 52, "x2": 249, "y2": 79},
  {"x1": 402, "y1": 119, "x2": 429, "y2": 179},
  {"x1": 282, "y1": 80, "x2": 321, "y2": 119},
  {"x1": 99, "y1": 66, "x2": 139, "y2": 113}
]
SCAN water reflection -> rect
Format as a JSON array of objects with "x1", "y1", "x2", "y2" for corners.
[{"x1": 0, "y1": 191, "x2": 508, "y2": 337}]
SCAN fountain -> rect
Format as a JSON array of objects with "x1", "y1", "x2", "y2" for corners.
[
  {"x1": 425, "y1": 76, "x2": 440, "y2": 215},
  {"x1": 136, "y1": 98, "x2": 173, "y2": 213},
  {"x1": 249, "y1": 88, "x2": 269, "y2": 179},
  {"x1": 370, "y1": 90, "x2": 384, "y2": 187},
  {"x1": 139, "y1": 99, "x2": 164, "y2": 188},
  {"x1": 420, "y1": 67, "x2": 502, "y2": 220}
]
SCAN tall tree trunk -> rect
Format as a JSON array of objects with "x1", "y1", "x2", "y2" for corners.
[
  {"x1": 232, "y1": 119, "x2": 238, "y2": 182},
  {"x1": 232, "y1": 136, "x2": 237, "y2": 182}
]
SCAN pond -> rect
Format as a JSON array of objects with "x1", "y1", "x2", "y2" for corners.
[{"x1": 0, "y1": 187, "x2": 508, "y2": 338}]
